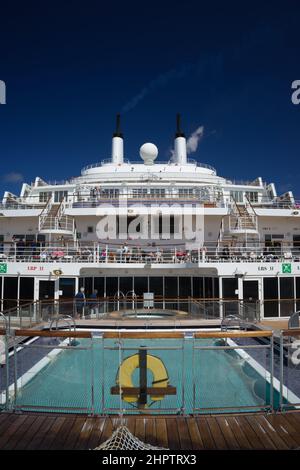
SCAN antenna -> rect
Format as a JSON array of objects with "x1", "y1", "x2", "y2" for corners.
[
  {"x1": 113, "y1": 113, "x2": 123, "y2": 138},
  {"x1": 175, "y1": 113, "x2": 185, "y2": 138}
]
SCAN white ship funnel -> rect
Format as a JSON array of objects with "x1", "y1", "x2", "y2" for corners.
[
  {"x1": 112, "y1": 114, "x2": 124, "y2": 164},
  {"x1": 174, "y1": 114, "x2": 187, "y2": 164}
]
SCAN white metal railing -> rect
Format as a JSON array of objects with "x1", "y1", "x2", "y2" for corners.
[
  {"x1": 39, "y1": 215, "x2": 75, "y2": 233},
  {"x1": 0, "y1": 242, "x2": 300, "y2": 264},
  {"x1": 81, "y1": 159, "x2": 217, "y2": 173},
  {"x1": 38, "y1": 197, "x2": 54, "y2": 231},
  {"x1": 229, "y1": 215, "x2": 258, "y2": 232}
]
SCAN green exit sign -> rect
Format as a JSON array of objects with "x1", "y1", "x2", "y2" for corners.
[
  {"x1": 282, "y1": 263, "x2": 292, "y2": 274},
  {"x1": 0, "y1": 263, "x2": 7, "y2": 274}
]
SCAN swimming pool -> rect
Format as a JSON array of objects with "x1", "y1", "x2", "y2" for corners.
[{"x1": 12, "y1": 335, "x2": 278, "y2": 414}]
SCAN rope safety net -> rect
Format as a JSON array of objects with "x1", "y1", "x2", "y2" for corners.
[{"x1": 94, "y1": 425, "x2": 166, "y2": 450}]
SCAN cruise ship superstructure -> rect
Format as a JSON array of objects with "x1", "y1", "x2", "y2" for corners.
[{"x1": 0, "y1": 115, "x2": 299, "y2": 320}]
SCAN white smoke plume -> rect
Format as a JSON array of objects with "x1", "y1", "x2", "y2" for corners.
[
  {"x1": 186, "y1": 126, "x2": 204, "y2": 154},
  {"x1": 169, "y1": 125, "x2": 204, "y2": 159}
]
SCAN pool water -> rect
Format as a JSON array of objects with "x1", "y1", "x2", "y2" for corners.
[{"x1": 15, "y1": 337, "x2": 278, "y2": 414}]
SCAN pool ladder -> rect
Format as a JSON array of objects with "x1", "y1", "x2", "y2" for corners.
[{"x1": 49, "y1": 314, "x2": 77, "y2": 346}]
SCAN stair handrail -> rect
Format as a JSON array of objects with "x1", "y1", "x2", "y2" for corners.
[
  {"x1": 39, "y1": 196, "x2": 53, "y2": 231},
  {"x1": 56, "y1": 198, "x2": 66, "y2": 220},
  {"x1": 244, "y1": 194, "x2": 258, "y2": 216}
]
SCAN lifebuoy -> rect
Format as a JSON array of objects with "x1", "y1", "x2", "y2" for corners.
[{"x1": 116, "y1": 353, "x2": 169, "y2": 403}]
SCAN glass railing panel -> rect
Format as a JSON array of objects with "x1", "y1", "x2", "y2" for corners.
[
  {"x1": 101, "y1": 333, "x2": 185, "y2": 415},
  {"x1": 280, "y1": 329, "x2": 300, "y2": 410},
  {"x1": 193, "y1": 332, "x2": 273, "y2": 413},
  {"x1": 13, "y1": 332, "x2": 94, "y2": 414},
  {"x1": 0, "y1": 331, "x2": 9, "y2": 410}
]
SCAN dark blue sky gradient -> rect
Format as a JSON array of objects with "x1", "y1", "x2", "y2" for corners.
[{"x1": 0, "y1": 1, "x2": 299, "y2": 197}]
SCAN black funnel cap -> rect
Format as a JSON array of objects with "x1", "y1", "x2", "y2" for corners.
[
  {"x1": 175, "y1": 113, "x2": 185, "y2": 138},
  {"x1": 113, "y1": 114, "x2": 123, "y2": 138}
]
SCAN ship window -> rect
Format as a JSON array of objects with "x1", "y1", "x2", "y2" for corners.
[
  {"x1": 13, "y1": 234, "x2": 25, "y2": 240},
  {"x1": 39, "y1": 191, "x2": 52, "y2": 203},
  {"x1": 120, "y1": 277, "x2": 133, "y2": 295},
  {"x1": 222, "y1": 278, "x2": 239, "y2": 316},
  {"x1": 149, "y1": 277, "x2": 164, "y2": 297},
  {"x1": 245, "y1": 191, "x2": 259, "y2": 203},
  {"x1": 179, "y1": 277, "x2": 191, "y2": 297},
  {"x1": 87, "y1": 226, "x2": 94, "y2": 233},
  {"x1": 293, "y1": 235, "x2": 300, "y2": 248},
  {"x1": 19, "y1": 277, "x2": 34, "y2": 304},
  {"x1": 94, "y1": 277, "x2": 104, "y2": 297},
  {"x1": 37, "y1": 234, "x2": 46, "y2": 243},
  {"x1": 165, "y1": 277, "x2": 178, "y2": 298},
  {"x1": 105, "y1": 277, "x2": 118, "y2": 297},
  {"x1": 54, "y1": 191, "x2": 68, "y2": 203},
  {"x1": 133, "y1": 277, "x2": 148, "y2": 296},
  {"x1": 263, "y1": 278, "x2": 279, "y2": 317},
  {"x1": 280, "y1": 277, "x2": 294, "y2": 317},
  {"x1": 178, "y1": 188, "x2": 194, "y2": 197},
  {"x1": 100, "y1": 188, "x2": 119, "y2": 198},
  {"x1": 150, "y1": 188, "x2": 165, "y2": 198},
  {"x1": 230, "y1": 191, "x2": 243, "y2": 203},
  {"x1": 296, "y1": 278, "x2": 300, "y2": 310},
  {"x1": 214, "y1": 278, "x2": 220, "y2": 298},
  {"x1": 222, "y1": 278, "x2": 238, "y2": 299},
  {"x1": 3, "y1": 277, "x2": 18, "y2": 310},
  {"x1": 59, "y1": 278, "x2": 75, "y2": 299},
  {"x1": 193, "y1": 277, "x2": 204, "y2": 298},
  {"x1": 132, "y1": 188, "x2": 148, "y2": 198},
  {"x1": 204, "y1": 277, "x2": 213, "y2": 298}
]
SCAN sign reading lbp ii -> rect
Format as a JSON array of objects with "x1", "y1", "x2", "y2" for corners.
[
  {"x1": 0, "y1": 80, "x2": 6, "y2": 104},
  {"x1": 282, "y1": 263, "x2": 292, "y2": 274},
  {"x1": 0, "y1": 263, "x2": 7, "y2": 274}
]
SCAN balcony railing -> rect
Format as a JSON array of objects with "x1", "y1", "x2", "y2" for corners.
[{"x1": 0, "y1": 241, "x2": 300, "y2": 264}]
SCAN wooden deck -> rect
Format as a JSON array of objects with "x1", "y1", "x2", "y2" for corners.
[{"x1": 1, "y1": 411, "x2": 300, "y2": 450}]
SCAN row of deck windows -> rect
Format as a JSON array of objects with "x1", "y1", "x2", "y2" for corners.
[{"x1": 0, "y1": 275, "x2": 300, "y2": 317}]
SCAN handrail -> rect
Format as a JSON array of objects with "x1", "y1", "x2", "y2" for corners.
[
  {"x1": 0, "y1": 312, "x2": 8, "y2": 330},
  {"x1": 281, "y1": 328, "x2": 300, "y2": 337},
  {"x1": 194, "y1": 330, "x2": 273, "y2": 338},
  {"x1": 244, "y1": 193, "x2": 257, "y2": 216},
  {"x1": 15, "y1": 329, "x2": 92, "y2": 338},
  {"x1": 230, "y1": 195, "x2": 243, "y2": 216},
  {"x1": 103, "y1": 331, "x2": 185, "y2": 339}
]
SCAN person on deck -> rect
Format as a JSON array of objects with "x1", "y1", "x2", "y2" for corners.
[
  {"x1": 74, "y1": 287, "x2": 86, "y2": 318},
  {"x1": 88, "y1": 289, "x2": 99, "y2": 318}
]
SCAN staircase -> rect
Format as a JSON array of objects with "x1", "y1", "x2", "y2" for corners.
[
  {"x1": 229, "y1": 205, "x2": 257, "y2": 232},
  {"x1": 228, "y1": 197, "x2": 258, "y2": 234},
  {"x1": 39, "y1": 198, "x2": 77, "y2": 240},
  {"x1": 217, "y1": 198, "x2": 259, "y2": 251}
]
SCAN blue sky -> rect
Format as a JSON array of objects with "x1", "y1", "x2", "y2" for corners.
[{"x1": 0, "y1": 0, "x2": 299, "y2": 197}]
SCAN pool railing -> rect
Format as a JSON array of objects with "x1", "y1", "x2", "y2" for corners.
[{"x1": 0, "y1": 328, "x2": 291, "y2": 416}]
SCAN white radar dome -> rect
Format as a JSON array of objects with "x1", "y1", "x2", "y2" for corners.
[{"x1": 139, "y1": 142, "x2": 158, "y2": 165}]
